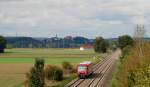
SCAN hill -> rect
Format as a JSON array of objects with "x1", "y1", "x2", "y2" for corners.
[
  {"x1": 6, "y1": 37, "x2": 43, "y2": 48},
  {"x1": 5, "y1": 36, "x2": 94, "y2": 48}
]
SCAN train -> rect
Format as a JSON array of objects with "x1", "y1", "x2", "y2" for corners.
[{"x1": 77, "y1": 61, "x2": 93, "y2": 78}]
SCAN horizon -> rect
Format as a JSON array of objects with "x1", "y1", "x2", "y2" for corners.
[{"x1": 4, "y1": 35, "x2": 150, "y2": 39}]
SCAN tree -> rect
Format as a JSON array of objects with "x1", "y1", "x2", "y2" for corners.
[
  {"x1": 27, "y1": 58, "x2": 45, "y2": 87},
  {"x1": 118, "y1": 35, "x2": 134, "y2": 49},
  {"x1": 0, "y1": 36, "x2": 6, "y2": 53},
  {"x1": 94, "y1": 37, "x2": 107, "y2": 53}
]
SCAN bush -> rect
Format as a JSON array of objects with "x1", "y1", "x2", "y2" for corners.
[
  {"x1": 26, "y1": 58, "x2": 45, "y2": 87},
  {"x1": 120, "y1": 46, "x2": 132, "y2": 61},
  {"x1": 45, "y1": 65, "x2": 63, "y2": 81},
  {"x1": 53, "y1": 67, "x2": 63, "y2": 81},
  {"x1": 62, "y1": 61, "x2": 73, "y2": 70},
  {"x1": 62, "y1": 61, "x2": 75, "y2": 73},
  {"x1": 45, "y1": 65, "x2": 56, "y2": 80}
]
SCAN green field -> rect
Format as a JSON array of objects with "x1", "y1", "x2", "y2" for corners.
[
  {"x1": 0, "y1": 48, "x2": 100, "y2": 87},
  {"x1": 0, "y1": 48, "x2": 96, "y2": 64}
]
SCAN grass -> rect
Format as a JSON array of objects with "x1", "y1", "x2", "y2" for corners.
[
  {"x1": 0, "y1": 58, "x2": 93, "y2": 64},
  {"x1": 0, "y1": 48, "x2": 100, "y2": 87},
  {"x1": 0, "y1": 48, "x2": 97, "y2": 64},
  {"x1": 0, "y1": 48, "x2": 96, "y2": 61},
  {"x1": 48, "y1": 74, "x2": 77, "y2": 87}
]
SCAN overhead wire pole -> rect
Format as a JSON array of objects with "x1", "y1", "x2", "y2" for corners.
[{"x1": 134, "y1": 24, "x2": 146, "y2": 58}]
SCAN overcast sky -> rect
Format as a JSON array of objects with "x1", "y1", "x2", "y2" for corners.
[{"x1": 0, "y1": 0, "x2": 150, "y2": 38}]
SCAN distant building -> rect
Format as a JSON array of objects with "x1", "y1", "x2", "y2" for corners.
[
  {"x1": 64, "y1": 36, "x2": 73, "y2": 40},
  {"x1": 80, "y1": 44, "x2": 93, "y2": 51}
]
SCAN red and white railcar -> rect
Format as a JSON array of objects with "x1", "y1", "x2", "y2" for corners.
[{"x1": 77, "y1": 61, "x2": 93, "y2": 78}]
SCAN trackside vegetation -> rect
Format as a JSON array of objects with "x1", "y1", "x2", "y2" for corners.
[
  {"x1": 109, "y1": 38, "x2": 150, "y2": 86},
  {"x1": 45, "y1": 65, "x2": 63, "y2": 81},
  {"x1": 62, "y1": 61, "x2": 74, "y2": 73}
]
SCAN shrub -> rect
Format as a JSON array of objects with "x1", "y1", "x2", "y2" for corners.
[
  {"x1": 120, "y1": 46, "x2": 132, "y2": 61},
  {"x1": 45, "y1": 65, "x2": 63, "y2": 81},
  {"x1": 62, "y1": 61, "x2": 75, "y2": 73},
  {"x1": 53, "y1": 67, "x2": 63, "y2": 81},
  {"x1": 45, "y1": 65, "x2": 56, "y2": 80},
  {"x1": 26, "y1": 58, "x2": 45, "y2": 87},
  {"x1": 62, "y1": 61, "x2": 73, "y2": 70}
]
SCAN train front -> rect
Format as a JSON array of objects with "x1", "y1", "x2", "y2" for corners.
[{"x1": 77, "y1": 61, "x2": 92, "y2": 78}]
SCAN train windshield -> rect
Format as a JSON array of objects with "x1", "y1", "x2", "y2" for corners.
[{"x1": 78, "y1": 66, "x2": 87, "y2": 71}]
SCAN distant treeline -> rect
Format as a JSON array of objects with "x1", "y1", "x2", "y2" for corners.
[
  {"x1": 5, "y1": 36, "x2": 96, "y2": 48},
  {"x1": 5, "y1": 36, "x2": 150, "y2": 48}
]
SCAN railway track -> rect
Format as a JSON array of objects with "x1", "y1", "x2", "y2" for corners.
[
  {"x1": 65, "y1": 50, "x2": 120, "y2": 87},
  {"x1": 65, "y1": 54, "x2": 111, "y2": 87}
]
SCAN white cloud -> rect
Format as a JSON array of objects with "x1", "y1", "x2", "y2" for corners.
[{"x1": 0, "y1": 0, "x2": 150, "y2": 38}]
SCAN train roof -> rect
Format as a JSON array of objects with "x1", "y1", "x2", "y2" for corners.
[{"x1": 79, "y1": 61, "x2": 92, "y2": 65}]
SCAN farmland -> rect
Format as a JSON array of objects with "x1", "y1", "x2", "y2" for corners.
[{"x1": 0, "y1": 48, "x2": 100, "y2": 87}]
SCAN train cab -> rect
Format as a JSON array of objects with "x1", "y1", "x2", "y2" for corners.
[{"x1": 77, "y1": 61, "x2": 93, "y2": 79}]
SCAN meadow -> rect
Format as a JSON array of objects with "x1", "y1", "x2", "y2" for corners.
[{"x1": 0, "y1": 48, "x2": 100, "y2": 87}]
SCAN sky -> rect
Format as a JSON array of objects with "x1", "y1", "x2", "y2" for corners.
[{"x1": 0, "y1": 0, "x2": 150, "y2": 38}]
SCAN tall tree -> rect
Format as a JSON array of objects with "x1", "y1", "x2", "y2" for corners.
[
  {"x1": 118, "y1": 35, "x2": 134, "y2": 49},
  {"x1": 94, "y1": 37, "x2": 107, "y2": 53},
  {"x1": 0, "y1": 36, "x2": 6, "y2": 53}
]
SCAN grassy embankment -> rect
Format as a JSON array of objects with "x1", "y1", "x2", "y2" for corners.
[
  {"x1": 0, "y1": 48, "x2": 102, "y2": 87},
  {"x1": 109, "y1": 42, "x2": 150, "y2": 87}
]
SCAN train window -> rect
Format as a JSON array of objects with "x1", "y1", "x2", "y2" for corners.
[{"x1": 78, "y1": 66, "x2": 87, "y2": 71}]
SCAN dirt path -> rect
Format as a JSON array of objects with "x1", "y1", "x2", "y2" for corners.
[{"x1": 65, "y1": 50, "x2": 121, "y2": 87}]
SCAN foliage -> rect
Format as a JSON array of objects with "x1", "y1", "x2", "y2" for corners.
[
  {"x1": 45, "y1": 65, "x2": 63, "y2": 81},
  {"x1": 0, "y1": 36, "x2": 6, "y2": 53},
  {"x1": 128, "y1": 64, "x2": 150, "y2": 87},
  {"x1": 45, "y1": 65, "x2": 56, "y2": 80},
  {"x1": 109, "y1": 42, "x2": 150, "y2": 87},
  {"x1": 120, "y1": 46, "x2": 132, "y2": 61},
  {"x1": 110, "y1": 41, "x2": 118, "y2": 51},
  {"x1": 53, "y1": 67, "x2": 63, "y2": 81},
  {"x1": 62, "y1": 61, "x2": 76, "y2": 74},
  {"x1": 94, "y1": 36, "x2": 108, "y2": 53},
  {"x1": 26, "y1": 58, "x2": 45, "y2": 87},
  {"x1": 118, "y1": 35, "x2": 134, "y2": 49},
  {"x1": 51, "y1": 74, "x2": 76, "y2": 87},
  {"x1": 73, "y1": 37, "x2": 89, "y2": 44},
  {"x1": 62, "y1": 61, "x2": 73, "y2": 70}
]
